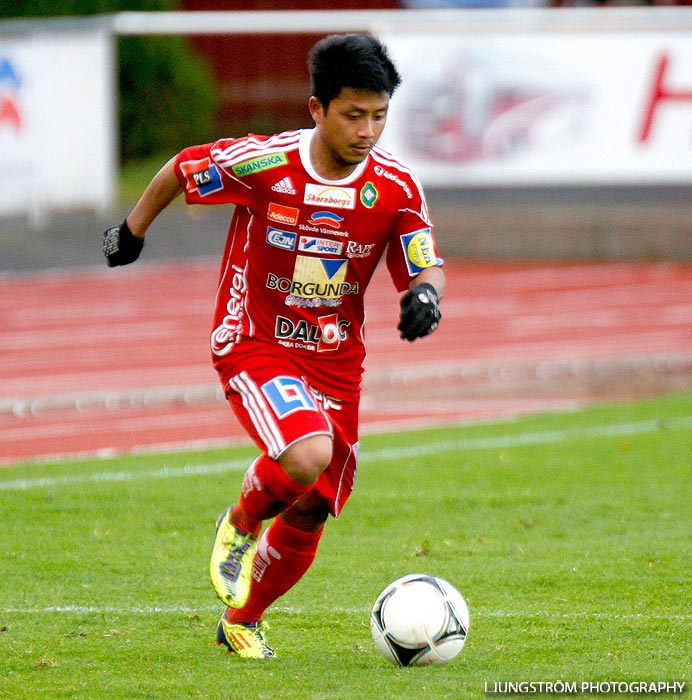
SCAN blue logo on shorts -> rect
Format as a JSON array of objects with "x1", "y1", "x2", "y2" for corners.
[{"x1": 261, "y1": 376, "x2": 317, "y2": 418}]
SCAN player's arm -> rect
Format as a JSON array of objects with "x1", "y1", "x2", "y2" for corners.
[
  {"x1": 397, "y1": 265, "x2": 445, "y2": 342},
  {"x1": 103, "y1": 156, "x2": 182, "y2": 267}
]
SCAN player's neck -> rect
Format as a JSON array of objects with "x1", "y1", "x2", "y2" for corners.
[{"x1": 309, "y1": 134, "x2": 359, "y2": 181}]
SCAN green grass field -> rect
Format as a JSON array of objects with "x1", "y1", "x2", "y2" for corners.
[{"x1": 1, "y1": 393, "x2": 690, "y2": 700}]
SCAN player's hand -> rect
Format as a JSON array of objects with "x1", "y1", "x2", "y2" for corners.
[
  {"x1": 397, "y1": 282, "x2": 441, "y2": 341},
  {"x1": 102, "y1": 219, "x2": 144, "y2": 267}
]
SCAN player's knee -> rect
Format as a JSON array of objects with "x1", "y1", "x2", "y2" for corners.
[
  {"x1": 281, "y1": 491, "x2": 331, "y2": 532},
  {"x1": 279, "y1": 434, "x2": 333, "y2": 486}
]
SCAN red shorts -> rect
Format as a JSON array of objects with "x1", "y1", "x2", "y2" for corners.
[{"x1": 214, "y1": 339, "x2": 359, "y2": 517}]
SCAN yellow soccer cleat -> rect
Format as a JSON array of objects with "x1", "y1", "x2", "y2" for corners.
[
  {"x1": 216, "y1": 615, "x2": 275, "y2": 659},
  {"x1": 209, "y1": 507, "x2": 258, "y2": 609}
]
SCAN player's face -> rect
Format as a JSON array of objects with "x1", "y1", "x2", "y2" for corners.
[{"x1": 310, "y1": 87, "x2": 390, "y2": 179}]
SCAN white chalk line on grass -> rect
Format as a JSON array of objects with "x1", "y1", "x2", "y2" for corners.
[
  {"x1": 0, "y1": 457, "x2": 251, "y2": 492},
  {"x1": 1, "y1": 416, "x2": 691, "y2": 493},
  {"x1": 2, "y1": 604, "x2": 690, "y2": 622}
]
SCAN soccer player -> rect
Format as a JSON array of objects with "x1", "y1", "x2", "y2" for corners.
[{"x1": 103, "y1": 33, "x2": 445, "y2": 658}]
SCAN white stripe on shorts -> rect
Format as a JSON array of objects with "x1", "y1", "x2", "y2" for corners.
[{"x1": 229, "y1": 371, "x2": 285, "y2": 458}]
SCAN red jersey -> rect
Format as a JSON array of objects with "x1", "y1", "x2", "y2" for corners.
[{"x1": 174, "y1": 128, "x2": 442, "y2": 400}]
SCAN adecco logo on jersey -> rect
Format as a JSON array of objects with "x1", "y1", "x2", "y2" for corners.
[
  {"x1": 304, "y1": 184, "x2": 356, "y2": 209},
  {"x1": 268, "y1": 202, "x2": 300, "y2": 227}
]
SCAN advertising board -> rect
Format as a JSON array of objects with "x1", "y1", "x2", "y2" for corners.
[{"x1": 381, "y1": 33, "x2": 692, "y2": 186}]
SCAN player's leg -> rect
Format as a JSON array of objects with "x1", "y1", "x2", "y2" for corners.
[
  {"x1": 217, "y1": 405, "x2": 359, "y2": 657},
  {"x1": 211, "y1": 367, "x2": 334, "y2": 611},
  {"x1": 216, "y1": 491, "x2": 329, "y2": 658},
  {"x1": 226, "y1": 489, "x2": 329, "y2": 622},
  {"x1": 210, "y1": 435, "x2": 331, "y2": 611},
  {"x1": 230, "y1": 432, "x2": 333, "y2": 533}
]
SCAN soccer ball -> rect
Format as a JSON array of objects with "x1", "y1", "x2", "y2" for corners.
[{"x1": 370, "y1": 574, "x2": 470, "y2": 667}]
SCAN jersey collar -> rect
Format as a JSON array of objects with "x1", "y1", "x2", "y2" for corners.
[{"x1": 299, "y1": 128, "x2": 369, "y2": 186}]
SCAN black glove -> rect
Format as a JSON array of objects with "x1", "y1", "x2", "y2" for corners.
[
  {"x1": 103, "y1": 218, "x2": 144, "y2": 267},
  {"x1": 397, "y1": 282, "x2": 441, "y2": 341}
]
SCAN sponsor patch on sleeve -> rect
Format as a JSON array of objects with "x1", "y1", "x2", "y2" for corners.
[
  {"x1": 179, "y1": 157, "x2": 224, "y2": 197},
  {"x1": 400, "y1": 229, "x2": 442, "y2": 275}
]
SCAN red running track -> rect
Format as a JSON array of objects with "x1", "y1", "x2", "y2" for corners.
[{"x1": 1, "y1": 259, "x2": 691, "y2": 464}]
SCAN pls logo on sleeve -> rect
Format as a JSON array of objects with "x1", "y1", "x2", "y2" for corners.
[{"x1": 179, "y1": 158, "x2": 223, "y2": 196}]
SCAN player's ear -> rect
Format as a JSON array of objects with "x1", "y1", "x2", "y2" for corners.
[{"x1": 309, "y1": 96, "x2": 324, "y2": 125}]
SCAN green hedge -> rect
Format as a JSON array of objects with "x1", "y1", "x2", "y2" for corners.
[
  {"x1": 117, "y1": 35, "x2": 219, "y2": 161},
  {"x1": 2, "y1": 1, "x2": 220, "y2": 162}
]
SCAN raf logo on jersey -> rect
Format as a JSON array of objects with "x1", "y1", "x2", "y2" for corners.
[
  {"x1": 346, "y1": 241, "x2": 375, "y2": 258},
  {"x1": 180, "y1": 157, "x2": 224, "y2": 197}
]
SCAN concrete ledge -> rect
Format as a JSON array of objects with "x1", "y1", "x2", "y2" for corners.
[
  {"x1": 428, "y1": 187, "x2": 692, "y2": 261},
  {"x1": 1, "y1": 186, "x2": 690, "y2": 273}
]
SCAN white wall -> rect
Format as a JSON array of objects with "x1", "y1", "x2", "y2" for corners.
[
  {"x1": 1, "y1": 9, "x2": 692, "y2": 221},
  {"x1": 381, "y1": 31, "x2": 692, "y2": 186},
  {"x1": 0, "y1": 30, "x2": 116, "y2": 218}
]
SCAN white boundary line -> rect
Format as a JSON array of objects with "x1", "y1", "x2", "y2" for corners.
[
  {"x1": 1, "y1": 416, "x2": 690, "y2": 492},
  {"x1": 2, "y1": 604, "x2": 690, "y2": 621},
  {"x1": 4, "y1": 353, "x2": 690, "y2": 417}
]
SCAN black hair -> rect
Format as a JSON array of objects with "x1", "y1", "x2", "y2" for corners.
[{"x1": 309, "y1": 33, "x2": 402, "y2": 110}]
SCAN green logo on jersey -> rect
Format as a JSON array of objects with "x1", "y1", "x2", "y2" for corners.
[
  {"x1": 232, "y1": 153, "x2": 288, "y2": 177},
  {"x1": 360, "y1": 181, "x2": 379, "y2": 209}
]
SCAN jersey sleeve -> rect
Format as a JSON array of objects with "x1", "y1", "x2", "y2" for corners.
[
  {"x1": 174, "y1": 140, "x2": 253, "y2": 207},
  {"x1": 385, "y1": 191, "x2": 444, "y2": 293}
]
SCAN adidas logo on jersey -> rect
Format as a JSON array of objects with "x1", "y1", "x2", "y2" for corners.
[{"x1": 271, "y1": 177, "x2": 297, "y2": 195}]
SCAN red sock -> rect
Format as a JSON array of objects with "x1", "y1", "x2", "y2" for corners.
[
  {"x1": 231, "y1": 455, "x2": 312, "y2": 534},
  {"x1": 225, "y1": 516, "x2": 323, "y2": 624}
]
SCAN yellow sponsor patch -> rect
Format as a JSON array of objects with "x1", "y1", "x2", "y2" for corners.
[
  {"x1": 401, "y1": 229, "x2": 437, "y2": 274},
  {"x1": 291, "y1": 255, "x2": 349, "y2": 299}
]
